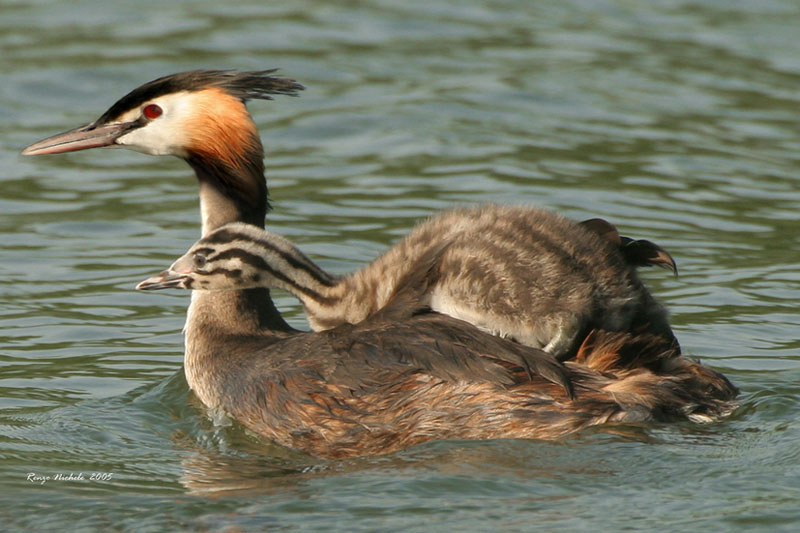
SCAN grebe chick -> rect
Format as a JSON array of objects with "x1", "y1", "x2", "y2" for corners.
[
  {"x1": 136, "y1": 232, "x2": 738, "y2": 458},
  {"x1": 138, "y1": 205, "x2": 679, "y2": 360}
]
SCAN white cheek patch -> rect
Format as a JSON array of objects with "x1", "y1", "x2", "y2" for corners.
[
  {"x1": 117, "y1": 124, "x2": 189, "y2": 157},
  {"x1": 113, "y1": 92, "x2": 195, "y2": 157}
]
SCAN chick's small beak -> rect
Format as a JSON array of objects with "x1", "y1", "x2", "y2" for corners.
[
  {"x1": 22, "y1": 121, "x2": 138, "y2": 156},
  {"x1": 136, "y1": 270, "x2": 189, "y2": 291}
]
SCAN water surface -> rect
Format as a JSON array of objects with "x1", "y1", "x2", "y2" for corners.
[{"x1": 1, "y1": 0, "x2": 799, "y2": 531}]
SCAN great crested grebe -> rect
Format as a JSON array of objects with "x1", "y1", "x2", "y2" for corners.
[
  {"x1": 135, "y1": 223, "x2": 737, "y2": 458},
  {"x1": 22, "y1": 70, "x2": 737, "y2": 457},
  {"x1": 135, "y1": 209, "x2": 679, "y2": 360}
]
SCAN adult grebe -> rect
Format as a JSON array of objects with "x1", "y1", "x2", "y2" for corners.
[{"x1": 22, "y1": 70, "x2": 737, "y2": 456}]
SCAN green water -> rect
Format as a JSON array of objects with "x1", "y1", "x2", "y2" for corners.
[{"x1": 2, "y1": 0, "x2": 799, "y2": 531}]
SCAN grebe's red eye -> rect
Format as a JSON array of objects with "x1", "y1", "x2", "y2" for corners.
[{"x1": 143, "y1": 104, "x2": 163, "y2": 119}]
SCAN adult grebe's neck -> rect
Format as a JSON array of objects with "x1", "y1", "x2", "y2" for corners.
[
  {"x1": 185, "y1": 150, "x2": 293, "y2": 336},
  {"x1": 188, "y1": 155, "x2": 268, "y2": 233}
]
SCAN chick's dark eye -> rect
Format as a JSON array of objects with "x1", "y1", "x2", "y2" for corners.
[
  {"x1": 143, "y1": 104, "x2": 163, "y2": 119},
  {"x1": 193, "y1": 254, "x2": 207, "y2": 269}
]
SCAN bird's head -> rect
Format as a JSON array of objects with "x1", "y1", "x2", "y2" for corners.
[{"x1": 22, "y1": 69, "x2": 303, "y2": 165}]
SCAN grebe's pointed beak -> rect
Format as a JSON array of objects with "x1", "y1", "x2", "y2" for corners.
[
  {"x1": 136, "y1": 270, "x2": 189, "y2": 291},
  {"x1": 22, "y1": 120, "x2": 138, "y2": 156}
]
